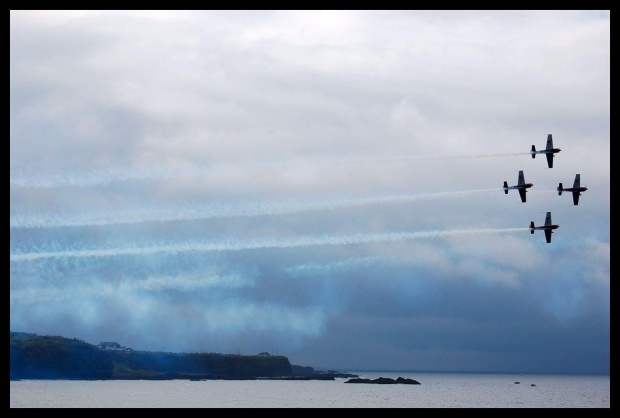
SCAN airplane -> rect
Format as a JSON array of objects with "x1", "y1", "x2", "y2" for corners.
[
  {"x1": 558, "y1": 174, "x2": 587, "y2": 206},
  {"x1": 503, "y1": 170, "x2": 533, "y2": 203},
  {"x1": 529, "y1": 211, "x2": 559, "y2": 244},
  {"x1": 531, "y1": 134, "x2": 561, "y2": 168}
]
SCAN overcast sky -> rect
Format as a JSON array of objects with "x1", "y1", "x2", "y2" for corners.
[{"x1": 10, "y1": 10, "x2": 609, "y2": 374}]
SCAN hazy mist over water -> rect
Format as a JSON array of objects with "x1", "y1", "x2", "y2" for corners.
[{"x1": 10, "y1": 372, "x2": 610, "y2": 408}]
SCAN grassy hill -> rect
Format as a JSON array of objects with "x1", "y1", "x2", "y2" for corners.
[{"x1": 10, "y1": 331, "x2": 292, "y2": 380}]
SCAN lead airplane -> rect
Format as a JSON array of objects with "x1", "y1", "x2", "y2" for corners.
[
  {"x1": 531, "y1": 134, "x2": 561, "y2": 168},
  {"x1": 503, "y1": 170, "x2": 533, "y2": 203},
  {"x1": 529, "y1": 212, "x2": 559, "y2": 244},
  {"x1": 557, "y1": 174, "x2": 587, "y2": 206}
]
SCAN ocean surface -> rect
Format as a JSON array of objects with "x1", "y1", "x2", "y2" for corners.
[{"x1": 10, "y1": 371, "x2": 610, "y2": 408}]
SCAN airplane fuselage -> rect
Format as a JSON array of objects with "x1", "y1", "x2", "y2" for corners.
[
  {"x1": 504, "y1": 183, "x2": 533, "y2": 191},
  {"x1": 531, "y1": 148, "x2": 561, "y2": 155},
  {"x1": 531, "y1": 135, "x2": 559, "y2": 168},
  {"x1": 531, "y1": 224, "x2": 559, "y2": 231},
  {"x1": 558, "y1": 186, "x2": 587, "y2": 193},
  {"x1": 530, "y1": 211, "x2": 558, "y2": 243},
  {"x1": 503, "y1": 170, "x2": 532, "y2": 202}
]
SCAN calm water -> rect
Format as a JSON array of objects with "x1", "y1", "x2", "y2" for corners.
[{"x1": 10, "y1": 371, "x2": 610, "y2": 408}]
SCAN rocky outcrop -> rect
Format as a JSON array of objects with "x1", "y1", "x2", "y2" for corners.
[{"x1": 345, "y1": 376, "x2": 420, "y2": 384}]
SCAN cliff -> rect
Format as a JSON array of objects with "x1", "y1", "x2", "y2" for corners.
[{"x1": 10, "y1": 331, "x2": 292, "y2": 380}]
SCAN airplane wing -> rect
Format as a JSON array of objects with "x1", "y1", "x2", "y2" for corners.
[
  {"x1": 573, "y1": 174, "x2": 580, "y2": 188},
  {"x1": 544, "y1": 212, "x2": 552, "y2": 227},
  {"x1": 519, "y1": 188, "x2": 527, "y2": 203},
  {"x1": 545, "y1": 229, "x2": 552, "y2": 243},
  {"x1": 546, "y1": 153, "x2": 553, "y2": 168},
  {"x1": 572, "y1": 191, "x2": 580, "y2": 206},
  {"x1": 518, "y1": 170, "x2": 525, "y2": 186},
  {"x1": 546, "y1": 134, "x2": 553, "y2": 150}
]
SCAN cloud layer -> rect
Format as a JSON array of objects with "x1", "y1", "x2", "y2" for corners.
[{"x1": 10, "y1": 10, "x2": 609, "y2": 374}]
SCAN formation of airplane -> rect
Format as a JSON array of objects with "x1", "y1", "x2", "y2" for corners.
[
  {"x1": 530, "y1": 212, "x2": 559, "y2": 244},
  {"x1": 503, "y1": 170, "x2": 533, "y2": 203},
  {"x1": 504, "y1": 135, "x2": 588, "y2": 243},
  {"x1": 531, "y1": 134, "x2": 561, "y2": 168},
  {"x1": 558, "y1": 174, "x2": 587, "y2": 206}
]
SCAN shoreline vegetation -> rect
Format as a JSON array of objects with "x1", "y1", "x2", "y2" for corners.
[{"x1": 11, "y1": 331, "x2": 361, "y2": 381}]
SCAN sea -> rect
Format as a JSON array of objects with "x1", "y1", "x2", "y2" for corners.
[{"x1": 9, "y1": 371, "x2": 610, "y2": 408}]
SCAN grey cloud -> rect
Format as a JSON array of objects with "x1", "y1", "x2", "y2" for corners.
[{"x1": 10, "y1": 10, "x2": 609, "y2": 374}]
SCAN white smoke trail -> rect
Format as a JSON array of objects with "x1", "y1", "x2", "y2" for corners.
[
  {"x1": 10, "y1": 188, "x2": 502, "y2": 229},
  {"x1": 9, "y1": 165, "x2": 212, "y2": 189},
  {"x1": 10, "y1": 152, "x2": 530, "y2": 189},
  {"x1": 332, "y1": 152, "x2": 531, "y2": 164},
  {"x1": 10, "y1": 227, "x2": 530, "y2": 262},
  {"x1": 284, "y1": 255, "x2": 396, "y2": 276},
  {"x1": 10, "y1": 274, "x2": 254, "y2": 305}
]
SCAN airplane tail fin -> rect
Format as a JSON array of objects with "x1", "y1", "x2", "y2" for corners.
[
  {"x1": 503, "y1": 181, "x2": 508, "y2": 194},
  {"x1": 558, "y1": 183, "x2": 563, "y2": 195},
  {"x1": 531, "y1": 145, "x2": 536, "y2": 158},
  {"x1": 530, "y1": 221, "x2": 535, "y2": 233}
]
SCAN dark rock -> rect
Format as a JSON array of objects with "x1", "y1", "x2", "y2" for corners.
[
  {"x1": 259, "y1": 375, "x2": 335, "y2": 381},
  {"x1": 345, "y1": 378, "x2": 373, "y2": 384},
  {"x1": 345, "y1": 376, "x2": 420, "y2": 384},
  {"x1": 396, "y1": 377, "x2": 421, "y2": 385},
  {"x1": 375, "y1": 377, "x2": 397, "y2": 384}
]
